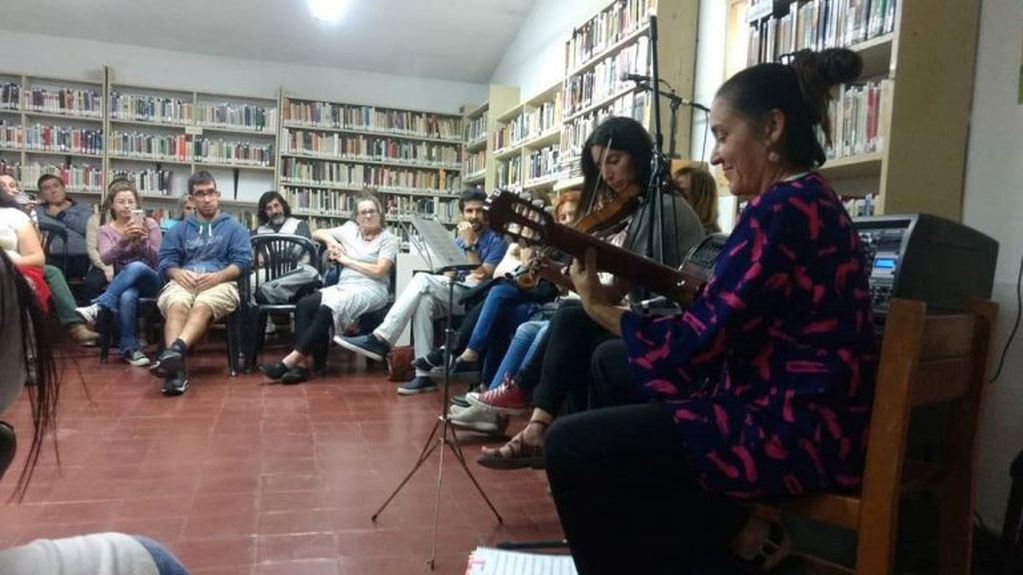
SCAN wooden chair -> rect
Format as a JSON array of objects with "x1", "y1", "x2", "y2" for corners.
[{"x1": 762, "y1": 298, "x2": 997, "y2": 574}]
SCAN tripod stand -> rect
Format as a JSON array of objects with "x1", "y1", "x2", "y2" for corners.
[{"x1": 371, "y1": 268, "x2": 503, "y2": 570}]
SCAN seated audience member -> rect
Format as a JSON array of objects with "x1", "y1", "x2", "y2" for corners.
[
  {"x1": 0, "y1": 184, "x2": 98, "y2": 345},
  {"x1": 153, "y1": 171, "x2": 252, "y2": 396},
  {"x1": 81, "y1": 208, "x2": 114, "y2": 303},
  {"x1": 477, "y1": 116, "x2": 705, "y2": 469},
  {"x1": 0, "y1": 250, "x2": 189, "y2": 575},
  {"x1": 35, "y1": 174, "x2": 93, "y2": 280},
  {"x1": 254, "y1": 190, "x2": 311, "y2": 238},
  {"x1": 673, "y1": 165, "x2": 722, "y2": 233},
  {"x1": 161, "y1": 195, "x2": 197, "y2": 231},
  {"x1": 338, "y1": 189, "x2": 508, "y2": 395},
  {"x1": 258, "y1": 193, "x2": 398, "y2": 384},
  {"x1": 543, "y1": 48, "x2": 875, "y2": 574},
  {"x1": 75, "y1": 180, "x2": 163, "y2": 366}
]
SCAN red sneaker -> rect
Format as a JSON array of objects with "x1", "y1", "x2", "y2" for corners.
[{"x1": 467, "y1": 377, "x2": 530, "y2": 415}]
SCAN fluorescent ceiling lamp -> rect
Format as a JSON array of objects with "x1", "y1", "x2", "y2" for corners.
[{"x1": 309, "y1": 0, "x2": 349, "y2": 23}]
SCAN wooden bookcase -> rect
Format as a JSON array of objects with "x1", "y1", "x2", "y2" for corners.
[
  {"x1": 735, "y1": 0, "x2": 982, "y2": 221},
  {"x1": 0, "y1": 71, "x2": 105, "y2": 200},
  {"x1": 279, "y1": 94, "x2": 464, "y2": 242},
  {"x1": 491, "y1": 82, "x2": 563, "y2": 202},
  {"x1": 461, "y1": 84, "x2": 520, "y2": 194},
  {"x1": 555, "y1": 0, "x2": 700, "y2": 191}
]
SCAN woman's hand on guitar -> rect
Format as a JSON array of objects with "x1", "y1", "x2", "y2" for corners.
[{"x1": 570, "y1": 248, "x2": 607, "y2": 309}]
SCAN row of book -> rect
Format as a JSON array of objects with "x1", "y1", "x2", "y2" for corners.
[
  {"x1": 110, "y1": 93, "x2": 191, "y2": 124},
  {"x1": 465, "y1": 150, "x2": 486, "y2": 177},
  {"x1": 111, "y1": 168, "x2": 176, "y2": 196},
  {"x1": 283, "y1": 101, "x2": 461, "y2": 140},
  {"x1": 285, "y1": 188, "x2": 460, "y2": 221},
  {"x1": 465, "y1": 112, "x2": 488, "y2": 144},
  {"x1": 825, "y1": 78, "x2": 891, "y2": 159},
  {"x1": 560, "y1": 90, "x2": 650, "y2": 166},
  {"x1": 0, "y1": 121, "x2": 104, "y2": 156},
  {"x1": 564, "y1": 36, "x2": 649, "y2": 118},
  {"x1": 281, "y1": 159, "x2": 461, "y2": 194},
  {"x1": 1, "y1": 83, "x2": 20, "y2": 110},
  {"x1": 496, "y1": 155, "x2": 522, "y2": 190},
  {"x1": 0, "y1": 160, "x2": 104, "y2": 192},
  {"x1": 194, "y1": 102, "x2": 277, "y2": 132},
  {"x1": 108, "y1": 131, "x2": 274, "y2": 166},
  {"x1": 526, "y1": 145, "x2": 560, "y2": 183},
  {"x1": 566, "y1": 0, "x2": 654, "y2": 73},
  {"x1": 21, "y1": 86, "x2": 104, "y2": 118},
  {"x1": 494, "y1": 114, "x2": 528, "y2": 151},
  {"x1": 525, "y1": 99, "x2": 561, "y2": 139},
  {"x1": 747, "y1": 0, "x2": 897, "y2": 67},
  {"x1": 283, "y1": 131, "x2": 461, "y2": 168}
]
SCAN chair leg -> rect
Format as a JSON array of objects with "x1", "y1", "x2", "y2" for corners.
[{"x1": 98, "y1": 308, "x2": 115, "y2": 363}]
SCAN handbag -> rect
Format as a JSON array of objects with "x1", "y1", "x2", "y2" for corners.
[
  {"x1": 256, "y1": 264, "x2": 322, "y2": 305},
  {"x1": 387, "y1": 346, "x2": 415, "y2": 382}
]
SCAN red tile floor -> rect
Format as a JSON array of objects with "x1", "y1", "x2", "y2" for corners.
[{"x1": 0, "y1": 344, "x2": 564, "y2": 574}]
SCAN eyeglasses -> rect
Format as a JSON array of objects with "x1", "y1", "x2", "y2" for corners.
[
  {"x1": 192, "y1": 189, "x2": 220, "y2": 199},
  {"x1": 357, "y1": 208, "x2": 379, "y2": 216}
]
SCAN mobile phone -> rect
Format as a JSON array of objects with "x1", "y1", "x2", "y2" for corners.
[{"x1": 131, "y1": 209, "x2": 145, "y2": 225}]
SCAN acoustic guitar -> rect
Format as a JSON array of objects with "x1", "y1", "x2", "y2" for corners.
[{"x1": 486, "y1": 191, "x2": 728, "y2": 305}]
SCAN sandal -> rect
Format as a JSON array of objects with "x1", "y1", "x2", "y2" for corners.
[
  {"x1": 477, "y1": 420, "x2": 547, "y2": 470},
  {"x1": 744, "y1": 520, "x2": 791, "y2": 571}
]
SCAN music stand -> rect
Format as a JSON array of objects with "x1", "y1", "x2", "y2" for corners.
[{"x1": 372, "y1": 215, "x2": 503, "y2": 570}]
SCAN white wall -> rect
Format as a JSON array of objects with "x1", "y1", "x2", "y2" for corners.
[
  {"x1": 489, "y1": 0, "x2": 616, "y2": 99},
  {"x1": 0, "y1": 31, "x2": 485, "y2": 113},
  {"x1": 962, "y1": 0, "x2": 1023, "y2": 527}
]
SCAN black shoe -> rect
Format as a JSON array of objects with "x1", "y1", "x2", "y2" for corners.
[
  {"x1": 156, "y1": 348, "x2": 185, "y2": 377},
  {"x1": 162, "y1": 372, "x2": 189, "y2": 396},
  {"x1": 281, "y1": 366, "x2": 310, "y2": 385},
  {"x1": 397, "y1": 376, "x2": 438, "y2": 396},
  {"x1": 431, "y1": 359, "x2": 481, "y2": 384},
  {"x1": 259, "y1": 361, "x2": 289, "y2": 381},
  {"x1": 413, "y1": 347, "x2": 447, "y2": 372}
]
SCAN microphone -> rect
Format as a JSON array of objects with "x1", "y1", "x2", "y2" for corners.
[{"x1": 620, "y1": 72, "x2": 651, "y2": 83}]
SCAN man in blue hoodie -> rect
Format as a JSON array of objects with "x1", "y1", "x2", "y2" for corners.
[{"x1": 154, "y1": 171, "x2": 252, "y2": 396}]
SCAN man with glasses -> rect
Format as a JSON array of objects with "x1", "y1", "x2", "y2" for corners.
[
  {"x1": 153, "y1": 171, "x2": 253, "y2": 396},
  {"x1": 338, "y1": 188, "x2": 507, "y2": 395}
]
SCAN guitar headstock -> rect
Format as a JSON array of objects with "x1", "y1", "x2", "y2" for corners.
[{"x1": 485, "y1": 190, "x2": 554, "y2": 247}]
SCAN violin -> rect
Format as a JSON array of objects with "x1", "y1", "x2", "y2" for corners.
[{"x1": 574, "y1": 181, "x2": 644, "y2": 235}]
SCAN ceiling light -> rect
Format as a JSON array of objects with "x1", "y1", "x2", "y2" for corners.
[{"x1": 309, "y1": 0, "x2": 349, "y2": 23}]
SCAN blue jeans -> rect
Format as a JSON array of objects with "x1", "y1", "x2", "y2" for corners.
[
  {"x1": 468, "y1": 282, "x2": 539, "y2": 384},
  {"x1": 488, "y1": 320, "x2": 548, "y2": 390},
  {"x1": 94, "y1": 261, "x2": 161, "y2": 354},
  {"x1": 132, "y1": 535, "x2": 189, "y2": 575}
]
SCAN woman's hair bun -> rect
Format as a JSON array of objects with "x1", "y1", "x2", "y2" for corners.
[{"x1": 792, "y1": 48, "x2": 863, "y2": 90}]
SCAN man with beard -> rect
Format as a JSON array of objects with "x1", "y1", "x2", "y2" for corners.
[
  {"x1": 254, "y1": 191, "x2": 311, "y2": 239},
  {"x1": 338, "y1": 188, "x2": 507, "y2": 395}
]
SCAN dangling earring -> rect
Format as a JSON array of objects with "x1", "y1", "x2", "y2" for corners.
[{"x1": 768, "y1": 149, "x2": 780, "y2": 163}]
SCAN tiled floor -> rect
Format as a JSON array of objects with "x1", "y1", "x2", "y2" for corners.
[{"x1": 0, "y1": 344, "x2": 563, "y2": 574}]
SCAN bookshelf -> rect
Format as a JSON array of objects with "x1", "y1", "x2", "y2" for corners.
[
  {"x1": 0, "y1": 72, "x2": 106, "y2": 198},
  {"x1": 736, "y1": 0, "x2": 982, "y2": 221},
  {"x1": 461, "y1": 84, "x2": 520, "y2": 194},
  {"x1": 279, "y1": 94, "x2": 464, "y2": 244},
  {"x1": 107, "y1": 77, "x2": 278, "y2": 203},
  {"x1": 556, "y1": 0, "x2": 700, "y2": 190},
  {"x1": 489, "y1": 82, "x2": 565, "y2": 203}
]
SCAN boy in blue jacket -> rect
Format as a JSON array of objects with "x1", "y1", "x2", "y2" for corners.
[{"x1": 154, "y1": 171, "x2": 252, "y2": 396}]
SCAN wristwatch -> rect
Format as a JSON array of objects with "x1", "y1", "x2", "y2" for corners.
[{"x1": 463, "y1": 244, "x2": 477, "y2": 253}]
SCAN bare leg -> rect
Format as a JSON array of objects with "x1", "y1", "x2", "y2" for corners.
[
  {"x1": 459, "y1": 348, "x2": 480, "y2": 362},
  {"x1": 481, "y1": 408, "x2": 553, "y2": 458},
  {"x1": 282, "y1": 350, "x2": 307, "y2": 368},
  {"x1": 163, "y1": 304, "x2": 190, "y2": 347},
  {"x1": 176, "y1": 303, "x2": 215, "y2": 348}
]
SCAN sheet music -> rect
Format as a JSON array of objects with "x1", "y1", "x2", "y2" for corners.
[
  {"x1": 410, "y1": 214, "x2": 472, "y2": 272},
  {"x1": 465, "y1": 547, "x2": 577, "y2": 575}
]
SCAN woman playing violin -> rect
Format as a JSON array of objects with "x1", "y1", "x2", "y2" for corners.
[{"x1": 476, "y1": 116, "x2": 706, "y2": 467}]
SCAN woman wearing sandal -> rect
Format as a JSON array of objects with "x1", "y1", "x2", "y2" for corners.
[{"x1": 542, "y1": 49, "x2": 877, "y2": 574}]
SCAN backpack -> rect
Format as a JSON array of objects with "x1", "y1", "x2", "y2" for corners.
[{"x1": 255, "y1": 264, "x2": 322, "y2": 305}]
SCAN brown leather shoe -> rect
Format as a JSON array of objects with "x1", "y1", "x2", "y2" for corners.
[{"x1": 66, "y1": 323, "x2": 99, "y2": 346}]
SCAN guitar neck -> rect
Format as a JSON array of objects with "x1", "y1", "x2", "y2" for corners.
[{"x1": 546, "y1": 225, "x2": 697, "y2": 303}]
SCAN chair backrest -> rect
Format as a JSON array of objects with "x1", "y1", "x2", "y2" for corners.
[
  {"x1": 0, "y1": 421, "x2": 15, "y2": 482},
  {"x1": 37, "y1": 220, "x2": 69, "y2": 274},
  {"x1": 250, "y1": 233, "x2": 320, "y2": 291},
  {"x1": 856, "y1": 298, "x2": 997, "y2": 574}
]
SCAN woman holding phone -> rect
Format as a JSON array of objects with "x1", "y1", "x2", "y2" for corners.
[{"x1": 76, "y1": 179, "x2": 163, "y2": 366}]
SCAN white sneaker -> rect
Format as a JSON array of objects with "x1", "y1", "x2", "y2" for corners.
[
  {"x1": 75, "y1": 303, "x2": 100, "y2": 324},
  {"x1": 449, "y1": 402, "x2": 507, "y2": 436}
]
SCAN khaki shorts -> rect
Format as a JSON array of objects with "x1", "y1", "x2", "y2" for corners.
[{"x1": 157, "y1": 280, "x2": 240, "y2": 321}]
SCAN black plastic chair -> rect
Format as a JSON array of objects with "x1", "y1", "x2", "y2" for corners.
[{"x1": 247, "y1": 234, "x2": 321, "y2": 369}]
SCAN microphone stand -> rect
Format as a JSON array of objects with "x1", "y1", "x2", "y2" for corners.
[{"x1": 645, "y1": 14, "x2": 668, "y2": 267}]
